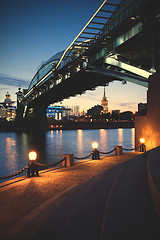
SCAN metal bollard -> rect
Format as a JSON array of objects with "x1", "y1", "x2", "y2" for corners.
[
  {"x1": 92, "y1": 149, "x2": 100, "y2": 160},
  {"x1": 62, "y1": 154, "x2": 74, "y2": 167},
  {"x1": 114, "y1": 146, "x2": 123, "y2": 155},
  {"x1": 140, "y1": 143, "x2": 146, "y2": 152},
  {"x1": 92, "y1": 142, "x2": 100, "y2": 159}
]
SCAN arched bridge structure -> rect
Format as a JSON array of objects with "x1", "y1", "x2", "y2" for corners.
[{"x1": 17, "y1": 0, "x2": 160, "y2": 130}]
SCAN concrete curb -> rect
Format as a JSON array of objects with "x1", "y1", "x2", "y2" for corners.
[{"x1": 147, "y1": 148, "x2": 160, "y2": 218}]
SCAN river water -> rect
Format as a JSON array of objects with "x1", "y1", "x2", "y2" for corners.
[{"x1": 0, "y1": 128, "x2": 134, "y2": 180}]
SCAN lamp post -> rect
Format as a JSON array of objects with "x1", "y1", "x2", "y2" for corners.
[
  {"x1": 27, "y1": 151, "x2": 39, "y2": 177},
  {"x1": 92, "y1": 142, "x2": 100, "y2": 159},
  {"x1": 140, "y1": 138, "x2": 146, "y2": 152}
]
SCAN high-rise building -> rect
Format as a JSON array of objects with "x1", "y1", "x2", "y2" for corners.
[
  {"x1": 73, "y1": 105, "x2": 80, "y2": 116},
  {"x1": 101, "y1": 87, "x2": 108, "y2": 114}
]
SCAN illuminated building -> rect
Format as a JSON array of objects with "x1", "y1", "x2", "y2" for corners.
[
  {"x1": 73, "y1": 105, "x2": 80, "y2": 116},
  {"x1": 0, "y1": 92, "x2": 16, "y2": 121},
  {"x1": 101, "y1": 87, "x2": 108, "y2": 114},
  {"x1": 46, "y1": 106, "x2": 71, "y2": 120}
]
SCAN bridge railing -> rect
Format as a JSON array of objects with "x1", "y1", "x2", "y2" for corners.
[
  {"x1": 55, "y1": 0, "x2": 147, "y2": 72},
  {"x1": 24, "y1": 0, "x2": 150, "y2": 100}
]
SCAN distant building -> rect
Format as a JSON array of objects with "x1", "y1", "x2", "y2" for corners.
[
  {"x1": 87, "y1": 105, "x2": 103, "y2": 116},
  {"x1": 16, "y1": 87, "x2": 24, "y2": 106},
  {"x1": 0, "y1": 105, "x2": 6, "y2": 119},
  {"x1": 101, "y1": 87, "x2": 108, "y2": 114},
  {"x1": 73, "y1": 105, "x2": 80, "y2": 116},
  {"x1": 0, "y1": 92, "x2": 16, "y2": 121},
  {"x1": 46, "y1": 105, "x2": 71, "y2": 120},
  {"x1": 112, "y1": 110, "x2": 120, "y2": 115},
  {"x1": 138, "y1": 103, "x2": 147, "y2": 115}
]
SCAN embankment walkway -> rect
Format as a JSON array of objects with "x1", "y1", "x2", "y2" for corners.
[{"x1": 0, "y1": 151, "x2": 160, "y2": 239}]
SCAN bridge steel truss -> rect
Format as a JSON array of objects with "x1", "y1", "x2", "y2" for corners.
[{"x1": 22, "y1": 0, "x2": 159, "y2": 120}]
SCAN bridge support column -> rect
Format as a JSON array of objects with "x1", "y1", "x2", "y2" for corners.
[
  {"x1": 151, "y1": 18, "x2": 160, "y2": 72},
  {"x1": 15, "y1": 104, "x2": 48, "y2": 132},
  {"x1": 135, "y1": 72, "x2": 160, "y2": 151}
]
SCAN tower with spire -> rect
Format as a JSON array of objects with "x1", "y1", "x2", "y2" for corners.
[
  {"x1": 16, "y1": 87, "x2": 23, "y2": 106},
  {"x1": 101, "y1": 87, "x2": 108, "y2": 114}
]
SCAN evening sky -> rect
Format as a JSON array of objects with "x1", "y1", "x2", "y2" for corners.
[{"x1": 0, "y1": 0, "x2": 147, "y2": 112}]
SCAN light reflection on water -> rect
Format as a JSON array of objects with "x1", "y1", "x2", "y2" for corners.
[
  {"x1": 5, "y1": 138, "x2": 17, "y2": 172},
  {"x1": 118, "y1": 128, "x2": 123, "y2": 145},
  {"x1": 0, "y1": 128, "x2": 134, "y2": 178}
]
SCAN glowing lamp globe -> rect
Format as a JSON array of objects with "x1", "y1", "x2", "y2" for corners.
[
  {"x1": 29, "y1": 151, "x2": 37, "y2": 161},
  {"x1": 140, "y1": 138, "x2": 145, "y2": 144},
  {"x1": 92, "y1": 142, "x2": 99, "y2": 149}
]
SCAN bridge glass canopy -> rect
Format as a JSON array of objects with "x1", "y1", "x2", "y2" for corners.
[{"x1": 28, "y1": 50, "x2": 64, "y2": 91}]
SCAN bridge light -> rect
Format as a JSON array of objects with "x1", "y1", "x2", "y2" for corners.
[
  {"x1": 140, "y1": 138, "x2": 145, "y2": 144},
  {"x1": 130, "y1": 16, "x2": 136, "y2": 20}
]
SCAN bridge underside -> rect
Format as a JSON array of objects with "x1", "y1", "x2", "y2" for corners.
[
  {"x1": 17, "y1": 68, "x2": 147, "y2": 131},
  {"x1": 27, "y1": 68, "x2": 147, "y2": 110}
]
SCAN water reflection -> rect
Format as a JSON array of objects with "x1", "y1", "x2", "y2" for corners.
[
  {"x1": 118, "y1": 128, "x2": 123, "y2": 145},
  {"x1": 0, "y1": 128, "x2": 135, "y2": 178},
  {"x1": 27, "y1": 132, "x2": 47, "y2": 164},
  {"x1": 77, "y1": 129, "x2": 83, "y2": 155},
  {"x1": 131, "y1": 128, "x2": 135, "y2": 146},
  {"x1": 5, "y1": 137, "x2": 17, "y2": 172},
  {"x1": 99, "y1": 129, "x2": 108, "y2": 151}
]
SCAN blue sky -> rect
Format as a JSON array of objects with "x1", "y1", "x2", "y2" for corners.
[{"x1": 0, "y1": 0, "x2": 147, "y2": 112}]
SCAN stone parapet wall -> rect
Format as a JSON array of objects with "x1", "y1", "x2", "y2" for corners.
[{"x1": 135, "y1": 72, "x2": 160, "y2": 151}]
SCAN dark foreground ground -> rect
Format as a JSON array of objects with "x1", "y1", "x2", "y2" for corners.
[{"x1": 0, "y1": 151, "x2": 159, "y2": 240}]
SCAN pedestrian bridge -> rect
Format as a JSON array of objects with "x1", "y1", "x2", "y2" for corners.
[{"x1": 17, "y1": 0, "x2": 160, "y2": 124}]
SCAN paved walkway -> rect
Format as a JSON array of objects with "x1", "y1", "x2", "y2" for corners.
[{"x1": 0, "y1": 152, "x2": 160, "y2": 239}]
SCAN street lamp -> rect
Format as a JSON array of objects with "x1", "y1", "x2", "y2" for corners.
[
  {"x1": 27, "y1": 151, "x2": 39, "y2": 177},
  {"x1": 92, "y1": 142, "x2": 99, "y2": 149},
  {"x1": 92, "y1": 142, "x2": 100, "y2": 160},
  {"x1": 140, "y1": 138, "x2": 146, "y2": 152},
  {"x1": 29, "y1": 151, "x2": 37, "y2": 161},
  {"x1": 140, "y1": 138, "x2": 145, "y2": 144}
]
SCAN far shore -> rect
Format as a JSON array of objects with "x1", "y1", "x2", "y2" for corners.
[
  {"x1": 0, "y1": 119, "x2": 134, "y2": 132},
  {"x1": 49, "y1": 121, "x2": 134, "y2": 130}
]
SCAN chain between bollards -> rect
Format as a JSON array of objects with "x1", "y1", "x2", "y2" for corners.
[
  {"x1": 0, "y1": 157, "x2": 67, "y2": 180},
  {"x1": 0, "y1": 141, "x2": 147, "y2": 181}
]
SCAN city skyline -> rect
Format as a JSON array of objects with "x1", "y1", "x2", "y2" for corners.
[{"x1": 0, "y1": 0, "x2": 147, "y2": 112}]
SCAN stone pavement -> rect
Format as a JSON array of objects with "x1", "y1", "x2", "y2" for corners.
[{"x1": 0, "y1": 152, "x2": 160, "y2": 239}]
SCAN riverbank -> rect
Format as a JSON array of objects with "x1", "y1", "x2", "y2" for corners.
[
  {"x1": 49, "y1": 121, "x2": 134, "y2": 130},
  {"x1": 1, "y1": 151, "x2": 160, "y2": 239},
  {"x1": 0, "y1": 152, "x2": 140, "y2": 237},
  {"x1": 0, "y1": 120, "x2": 134, "y2": 132}
]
